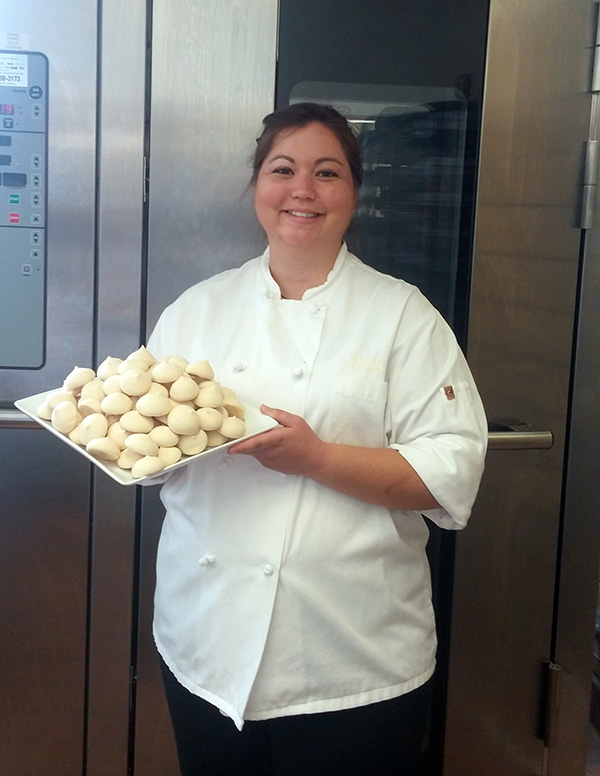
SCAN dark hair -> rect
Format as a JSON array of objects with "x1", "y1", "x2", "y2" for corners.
[{"x1": 249, "y1": 102, "x2": 363, "y2": 189}]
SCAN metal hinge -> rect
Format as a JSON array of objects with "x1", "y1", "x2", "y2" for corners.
[
  {"x1": 592, "y1": 3, "x2": 600, "y2": 94},
  {"x1": 543, "y1": 662, "x2": 562, "y2": 749},
  {"x1": 581, "y1": 140, "x2": 598, "y2": 230},
  {"x1": 580, "y1": 6, "x2": 600, "y2": 229}
]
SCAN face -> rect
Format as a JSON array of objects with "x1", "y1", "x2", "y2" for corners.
[{"x1": 253, "y1": 122, "x2": 357, "y2": 258}]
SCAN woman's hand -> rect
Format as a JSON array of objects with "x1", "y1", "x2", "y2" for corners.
[
  {"x1": 229, "y1": 405, "x2": 440, "y2": 512},
  {"x1": 228, "y1": 405, "x2": 327, "y2": 477}
]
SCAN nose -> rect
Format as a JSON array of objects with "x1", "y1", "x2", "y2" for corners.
[{"x1": 292, "y1": 171, "x2": 316, "y2": 200}]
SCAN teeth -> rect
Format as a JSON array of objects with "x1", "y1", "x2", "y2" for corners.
[{"x1": 288, "y1": 210, "x2": 319, "y2": 218}]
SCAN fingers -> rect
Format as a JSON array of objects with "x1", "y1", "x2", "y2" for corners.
[
  {"x1": 259, "y1": 404, "x2": 295, "y2": 427},
  {"x1": 228, "y1": 426, "x2": 279, "y2": 455}
]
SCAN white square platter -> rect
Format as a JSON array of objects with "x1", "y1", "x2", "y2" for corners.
[{"x1": 14, "y1": 390, "x2": 278, "y2": 486}]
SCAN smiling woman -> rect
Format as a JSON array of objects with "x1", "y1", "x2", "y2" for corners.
[
  {"x1": 146, "y1": 101, "x2": 487, "y2": 776},
  {"x1": 253, "y1": 121, "x2": 358, "y2": 298}
]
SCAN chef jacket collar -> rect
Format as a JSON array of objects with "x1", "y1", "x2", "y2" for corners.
[{"x1": 260, "y1": 242, "x2": 348, "y2": 301}]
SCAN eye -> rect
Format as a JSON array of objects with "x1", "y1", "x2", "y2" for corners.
[
  {"x1": 272, "y1": 166, "x2": 293, "y2": 175},
  {"x1": 316, "y1": 169, "x2": 339, "y2": 178}
]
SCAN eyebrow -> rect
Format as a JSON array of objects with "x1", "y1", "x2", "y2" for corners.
[{"x1": 267, "y1": 154, "x2": 345, "y2": 166}]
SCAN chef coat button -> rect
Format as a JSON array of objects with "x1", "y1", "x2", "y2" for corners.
[
  {"x1": 263, "y1": 564, "x2": 275, "y2": 576},
  {"x1": 219, "y1": 456, "x2": 232, "y2": 468},
  {"x1": 206, "y1": 554, "x2": 216, "y2": 564},
  {"x1": 292, "y1": 367, "x2": 304, "y2": 380},
  {"x1": 309, "y1": 304, "x2": 319, "y2": 314},
  {"x1": 233, "y1": 362, "x2": 246, "y2": 372},
  {"x1": 198, "y1": 556, "x2": 208, "y2": 566}
]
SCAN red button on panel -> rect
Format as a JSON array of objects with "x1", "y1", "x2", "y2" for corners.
[{"x1": 9, "y1": 212, "x2": 20, "y2": 223}]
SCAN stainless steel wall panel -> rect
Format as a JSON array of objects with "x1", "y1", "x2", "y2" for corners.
[
  {"x1": 146, "y1": 0, "x2": 278, "y2": 332},
  {"x1": 0, "y1": 430, "x2": 89, "y2": 776},
  {"x1": 0, "y1": 3, "x2": 97, "y2": 775},
  {"x1": 86, "y1": 1, "x2": 149, "y2": 774},
  {"x1": 138, "y1": 2, "x2": 278, "y2": 770},
  {"x1": 0, "y1": 2, "x2": 97, "y2": 398},
  {"x1": 550, "y1": 111, "x2": 600, "y2": 775},
  {"x1": 444, "y1": 0, "x2": 592, "y2": 773}
]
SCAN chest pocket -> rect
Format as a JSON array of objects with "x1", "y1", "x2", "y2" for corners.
[{"x1": 326, "y1": 374, "x2": 388, "y2": 447}]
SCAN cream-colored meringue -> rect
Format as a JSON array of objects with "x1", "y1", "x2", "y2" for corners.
[
  {"x1": 125, "y1": 433, "x2": 159, "y2": 457},
  {"x1": 222, "y1": 397, "x2": 245, "y2": 419},
  {"x1": 100, "y1": 392, "x2": 133, "y2": 416},
  {"x1": 116, "y1": 448, "x2": 144, "y2": 469},
  {"x1": 177, "y1": 429, "x2": 208, "y2": 456},
  {"x1": 107, "y1": 422, "x2": 129, "y2": 450},
  {"x1": 168, "y1": 355, "x2": 189, "y2": 370},
  {"x1": 63, "y1": 366, "x2": 96, "y2": 393},
  {"x1": 79, "y1": 377, "x2": 106, "y2": 402},
  {"x1": 186, "y1": 359, "x2": 214, "y2": 381},
  {"x1": 195, "y1": 386, "x2": 224, "y2": 409},
  {"x1": 127, "y1": 345, "x2": 156, "y2": 367},
  {"x1": 167, "y1": 405, "x2": 201, "y2": 436},
  {"x1": 36, "y1": 401, "x2": 53, "y2": 420},
  {"x1": 196, "y1": 407, "x2": 224, "y2": 431},
  {"x1": 220, "y1": 416, "x2": 246, "y2": 439},
  {"x1": 149, "y1": 425, "x2": 179, "y2": 447},
  {"x1": 157, "y1": 446, "x2": 182, "y2": 466},
  {"x1": 46, "y1": 390, "x2": 77, "y2": 410},
  {"x1": 131, "y1": 455, "x2": 165, "y2": 478},
  {"x1": 79, "y1": 413, "x2": 109, "y2": 445},
  {"x1": 86, "y1": 437, "x2": 121, "y2": 461},
  {"x1": 119, "y1": 410, "x2": 155, "y2": 434},
  {"x1": 77, "y1": 398, "x2": 103, "y2": 418},
  {"x1": 51, "y1": 401, "x2": 80, "y2": 434},
  {"x1": 135, "y1": 392, "x2": 172, "y2": 418},
  {"x1": 118, "y1": 357, "x2": 150, "y2": 375},
  {"x1": 205, "y1": 429, "x2": 229, "y2": 447},
  {"x1": 151, "y1": 360, "x2": 184, "y2": 384},
  {"x1": 102, "y1": 374, "x2": 123, "y2": 395},
  {"x1": 170, "y1": 373, "x2": 200, "y2": 402},
  {"x1": 120, "y1": 368, "x2": 153, "y2": 397},
  {"x1": 96, "y1": 356, "x2": 122, "y2": 381}
]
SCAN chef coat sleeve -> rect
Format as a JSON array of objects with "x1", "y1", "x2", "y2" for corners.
[{"x1": 386, "y1": 291, "x2": 488, "y2": 530}]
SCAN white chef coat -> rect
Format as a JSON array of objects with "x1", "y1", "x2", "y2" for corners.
[{"x1": 146, "y1": 243, "x2": 487, "y2": 731}]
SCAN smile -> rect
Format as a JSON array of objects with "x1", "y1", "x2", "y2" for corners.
[{"x1": 286, "y1": 210, "x2": 321, "y2": 218}]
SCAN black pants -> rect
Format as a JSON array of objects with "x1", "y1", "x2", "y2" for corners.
[{"x1": 160, "y1": 658, "x2": 432, "y2": 776}]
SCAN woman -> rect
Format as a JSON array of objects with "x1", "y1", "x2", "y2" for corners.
[{"x1": 146, "y1": 102, "x2": 487, "y2": 775}]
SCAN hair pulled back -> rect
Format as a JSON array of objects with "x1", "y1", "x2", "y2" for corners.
[{"x1": 250, "y1": 102, "x2": 363, "y2": 189}]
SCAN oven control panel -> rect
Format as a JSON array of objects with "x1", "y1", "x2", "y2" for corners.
[{"x1": 0, "y1": 50, "x2": 48, "y2": 369}]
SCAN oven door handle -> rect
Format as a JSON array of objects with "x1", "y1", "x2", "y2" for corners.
[
  {"x1": 487, "y1": 420, "x2": 554, "y2": 451},
  {"x1": 0, "y1": 408, "x2": 39, "y2": 429}
]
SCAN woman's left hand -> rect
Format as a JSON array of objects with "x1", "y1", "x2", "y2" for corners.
[
  {"x1": 229, "y1": 405, "x2": 439, "y2": 511},
  {"x1": 228, "y1": 405, "x2": 326, "y2": 476}
]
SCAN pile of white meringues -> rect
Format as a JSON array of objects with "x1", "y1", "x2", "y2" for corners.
[{"x1": 36, "y1": 346, "x2": 246, "y2": 478}]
